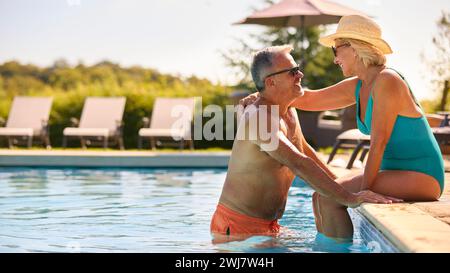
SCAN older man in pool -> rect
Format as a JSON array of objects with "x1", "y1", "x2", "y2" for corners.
[{"x1": 210, "y1": 45, "x2": 401, "y2": 243}]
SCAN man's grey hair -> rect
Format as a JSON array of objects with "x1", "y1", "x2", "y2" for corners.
[{"x1": 250, "y1": 45, "x2": 293, "y2": 91}]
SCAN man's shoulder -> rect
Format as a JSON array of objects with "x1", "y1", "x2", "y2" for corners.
[
  {"x1": 239, "y1": 103, "x2": 280, "y2": 125},
  {"x1": 288, "y1": 106, "x2": 299, "y2": 115},
  {"x1": 285, "y1": 107, "x2": 301, "y2": 123}
]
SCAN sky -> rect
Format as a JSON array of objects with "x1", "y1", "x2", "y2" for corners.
[{"x1": 0, "y1": 0, "x2": 448, "y2": 100}]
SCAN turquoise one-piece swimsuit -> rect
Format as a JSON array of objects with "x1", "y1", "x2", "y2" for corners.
[{"x1": 355, "y1": 68, "x2": 445, "y2": 195}]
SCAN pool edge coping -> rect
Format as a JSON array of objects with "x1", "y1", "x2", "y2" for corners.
[
  {"x1": 358, "y1": 203, "x2": 450, "y2": 253},
  {"x1": 349, "y1": 209, "x2": 400, "y2": 253},
  {"x1": 0, "y1": 151, "x2": 231, "y2": 168}
]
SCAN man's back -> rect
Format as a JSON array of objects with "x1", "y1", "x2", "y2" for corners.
[{"x1": 219, "y1": 103, "x2": 304, "y2": 221}]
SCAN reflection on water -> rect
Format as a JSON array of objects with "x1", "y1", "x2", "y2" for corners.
[
  {"x1": 7, "y1": 170, "x2": 49, "y2": 191},
  {"x1": 213, "y1": 236, "x2": 290, "y2": 253},
  {"x1": 0, "y1": 168, "x2": 371, "y2": 253}
]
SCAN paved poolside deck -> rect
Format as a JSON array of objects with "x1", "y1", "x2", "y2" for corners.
[{"x1": 0, "y1": 149, "x2": 449, "y2": 252}]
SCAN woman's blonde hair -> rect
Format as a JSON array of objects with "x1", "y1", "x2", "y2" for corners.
[{"x1": 337, "y1": 38, "x2": 386, "y2": 67}]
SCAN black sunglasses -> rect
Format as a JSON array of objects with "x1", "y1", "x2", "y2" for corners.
[
  {"x1": 332, "y1": 44, "x2": 351, "y2": 57},
  {"x1": 264, "y1": 66, "x2": 301, "y2": 80}
]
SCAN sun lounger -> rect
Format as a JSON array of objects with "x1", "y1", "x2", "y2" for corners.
[
  {"x1": 138, "y1": 98, "x2": 196, "y2": 150},
  {"x1": 327, "y1": 128, "x2": 370, "y2": 169},
  {"x1": 0, "y1": 96, "x2": 52, "y2": 148},
  {"x1": 62, "y1": 97, "x2": 126, "y2": 149}
]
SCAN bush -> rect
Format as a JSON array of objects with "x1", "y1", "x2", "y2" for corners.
[{"x1": 0, "y1": 61, "x2": 236, "y2": 149}]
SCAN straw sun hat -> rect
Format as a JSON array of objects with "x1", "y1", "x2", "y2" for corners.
[{"x1": 319, "y1": 15, "x2": 393, "y2": 54}]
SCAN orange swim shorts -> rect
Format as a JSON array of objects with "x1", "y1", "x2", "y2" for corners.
[{"x1": 210, "y1": 203, "x2": 280, "y2": 236}]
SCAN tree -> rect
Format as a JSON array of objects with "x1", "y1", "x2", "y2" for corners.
[
  {"x1": 222, "y1": 0, "x2": 344, "y2": 91},
  {"x1": 424, "y1": 11, "x2": 450, "y2": 111}
]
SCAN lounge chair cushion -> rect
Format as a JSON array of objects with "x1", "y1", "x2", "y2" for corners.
[
  {"x1": 0, "y1": 128, "x2": 34, "y2": 136},
  {"x1": 63, "y1": 127, "x2": 111, "y2": 137},
  {"x1": 337, "y1": 128, "x2": 370, "y2": 141},
  {"x1": 138, "y1": 128, "x2": 187, "y2": 139},
  {"x1": 433, "y1": 127, "x2": 450, "y2": 134}
]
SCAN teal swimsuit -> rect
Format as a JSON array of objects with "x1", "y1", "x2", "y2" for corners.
[{"x1": 355, "y1": 69, "x2": 445, "y2": 194}]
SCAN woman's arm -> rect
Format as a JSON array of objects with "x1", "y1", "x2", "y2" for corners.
[
  {"x1": 361, "y1": 72, "x2": 403, "y2": 190},
  {"x1": 292, "y1": 77, "x2": 359, "y2": 111}
]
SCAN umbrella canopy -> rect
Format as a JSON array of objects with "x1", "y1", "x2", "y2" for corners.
[
  {"x1": 236, "y1": 0, "x2": 369, "y2": 67},
  {"x1": 236, "y1": 0, "x2": 368, "y2": 28}
]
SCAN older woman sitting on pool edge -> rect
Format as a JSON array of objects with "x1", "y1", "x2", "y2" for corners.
[{"x1": 240, "y1": 15, "x2": 444, "y2": 240}]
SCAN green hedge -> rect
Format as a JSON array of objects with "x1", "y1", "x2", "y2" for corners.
[{"x1": 0, "y1": 61, "x2": 237, "y2": 149}]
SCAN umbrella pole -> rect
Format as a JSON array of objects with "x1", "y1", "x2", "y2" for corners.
[{"x1": 298, "y1": 15, "x2": 306, "y2": 68}]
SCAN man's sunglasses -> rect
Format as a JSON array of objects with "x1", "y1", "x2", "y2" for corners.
[
  {"x1": 264, "y1": 66, "x2": 301, "y2": 80},
  {"x1": 332, "y1": 44, "x2": 351, "y2": 57}
]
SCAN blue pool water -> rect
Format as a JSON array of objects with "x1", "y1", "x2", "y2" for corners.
[{"x1": 0, "y1": 168, "x2": 374, "y2": 253}]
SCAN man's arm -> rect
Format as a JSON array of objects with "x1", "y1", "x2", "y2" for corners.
[
  {"x1": 257, "y1": 129, "x2": 355, "y2": 206},
  {"x1": 301, "y1": 136, "x2": 338, "y2": 180},
  {"x1": 245, "y1": 110, "x2": 400, "y2": 207}
]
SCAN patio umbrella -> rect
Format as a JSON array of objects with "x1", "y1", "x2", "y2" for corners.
[{"x1": 236, "y1": 0, "x2": 368, "y2": 65}]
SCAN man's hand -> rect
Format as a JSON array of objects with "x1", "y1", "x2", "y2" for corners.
[
  {"x1": 239, "y1": 92, "x2": 260, "y2": 108},
  {"x1": 346, "y1": 190, "x2": 403, "y2": 208}
]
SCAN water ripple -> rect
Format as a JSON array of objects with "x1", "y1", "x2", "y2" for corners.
[{"x1": 0, "y1": 168, "x2": 370, "y2": 253}]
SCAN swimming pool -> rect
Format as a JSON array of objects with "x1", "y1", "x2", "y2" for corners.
[{"x1": 0, "y1": 167, "x2": 386, "y2": 253}]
